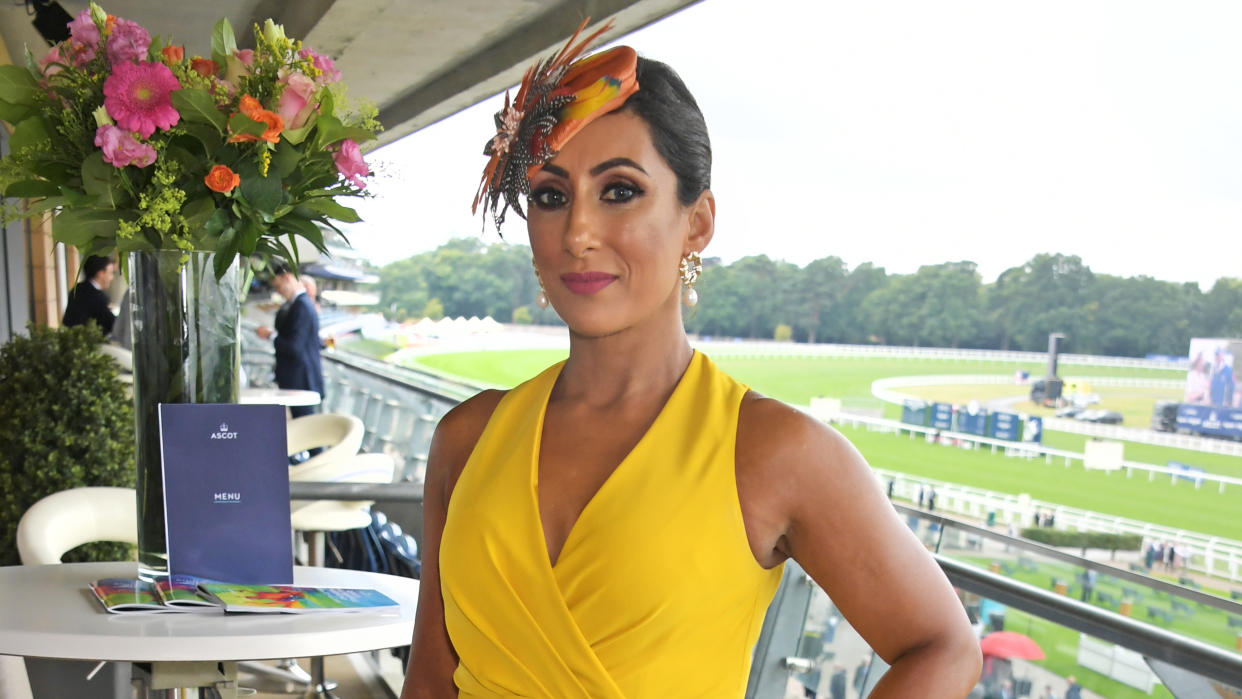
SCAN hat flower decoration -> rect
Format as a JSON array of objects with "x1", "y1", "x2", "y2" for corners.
[
  {"x1": 0, "y1": 2, "x2": 380, "y2": 277},
  {"x1": 473, "y1": 19, "x2": 638, "y2": 231}
]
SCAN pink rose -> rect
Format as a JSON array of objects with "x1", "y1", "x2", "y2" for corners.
[
  {"x1": 66, "y1": 10, "x2": 100, "y2": 64},
  {"x1": 94, "y1": 125, "x2": 156, "y2": 168},
  {"x1": 277, "y1": 71, "x2": 317, "y2": 130},
  {"x1": 38, "y1": 44, "x2": 65, "y2": 76},
  {"x1": 106, "y1": 17, "x2": 152, "y2": 64},
  {"x1": 333, "y1": 139, "x2": 369, "y2": 189},
  {"x1": 235, "y1": 49, "x2": 255, "y2": 66},
  {"x1": 298, "y1": 47, "x2": 341, "y2": 84}
]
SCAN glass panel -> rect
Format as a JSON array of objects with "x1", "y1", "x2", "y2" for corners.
[
  {"x1": 751, "y1": 509, "x2": 1242, "y2": 698},
  {"x1": 786, "y1": 583, "x2": 879, "y2": 699},
  {"x1": 935, "y1": 517, "x2": 1242, "y2": 661}
]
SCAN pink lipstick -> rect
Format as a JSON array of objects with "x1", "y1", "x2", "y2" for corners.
[{"x1": 561, "y1": 271, "x2": 618, "y2": 296}]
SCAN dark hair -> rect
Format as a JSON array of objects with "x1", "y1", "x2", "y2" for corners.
[
  {"x1": 83, "y1": 256, "x2": 112, "y2": 281},
  {"x1": 269, "y1": 259, "x2": 294, "y2": 277},
  {"x1": 621, "y1": 57, "x2": 711, "y2": 206}
]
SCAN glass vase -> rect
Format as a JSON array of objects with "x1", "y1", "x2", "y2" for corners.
[{"x1": 129, "y1": 250, "x2": 242, "y2": 580}]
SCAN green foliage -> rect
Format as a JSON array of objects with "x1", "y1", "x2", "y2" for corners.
[
  {"x1": 422, "y1": 297, "x2": 444, "y2": 321},
  {"x1": 512, "y1": 306, "x2": 533, "y2": 324},
  {"x1": 376, "y1": 239, "x2": 1238, "y2": 357},
  {"x1": 1018, "y1": 529, "x2": 1142, "y2": 551},
  {"x1": 0, "y1": 324, "x2": 135, "y2": 565},
  {"x1": 773, "y1": 323, "x2": 792, "y2": 341}
]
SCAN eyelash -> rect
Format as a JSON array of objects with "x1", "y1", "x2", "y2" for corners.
[{"x1": 529, "y1": 181, "x2": 645, "y2": 210}]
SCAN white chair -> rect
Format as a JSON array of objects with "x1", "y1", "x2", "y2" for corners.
[
  {"x1": 0, "y1": 656, "x2": 33, "y2": 699},
  {"x1": 13, "y1": 487, "x2": 137, "y2": 699},
  {"x1": 286, "y1": 413, "x2": 364, "y2": 473},
  {"x1": 290, "y1": 453, "x2": 396, "y2": 566},
  {"x1": 96, "y1": 344, "x2": 132, "y2": 373},
  {"x1": 16, "y1": 487, "x2": 137, "y2": 565}
]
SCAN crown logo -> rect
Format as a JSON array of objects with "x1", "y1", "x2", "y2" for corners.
[{"x1": 219, "y1": 423, "x2": 229, "y2": 432}]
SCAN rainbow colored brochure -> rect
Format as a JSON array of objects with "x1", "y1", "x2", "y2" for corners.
[
  {"x1": 154, "y1": 574, "x2": 223, "y2": 609},
  {"x1": 89, "y1": 578, "x2": 187, "y2": 614},
  {"x1": 198, "y1": 583, "x2": 399, "y2": 613}
]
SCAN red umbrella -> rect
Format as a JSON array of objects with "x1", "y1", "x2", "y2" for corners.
[{"x1": 979, "y1": 631, "x2": 1045, "y2": 660}]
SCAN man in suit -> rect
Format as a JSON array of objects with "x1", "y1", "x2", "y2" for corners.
[
  {"x1": 255, "y1": 261, "x2": 323, "y2": 419},
  {"x1": 62, "y1": 256, "x2": 116, "y2": 335}
]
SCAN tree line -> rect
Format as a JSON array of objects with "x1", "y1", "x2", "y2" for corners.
[{"x1": 376, "y1": 238, "x2": 1242, "y2": 358}]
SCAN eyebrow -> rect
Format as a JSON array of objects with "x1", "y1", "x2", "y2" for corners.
[
  {"x1": 591, "y1": 157, "x2": 647, "y2": 176},
  {"x1": 539, "y1": 158, "x2": 648, "y2": 179}
]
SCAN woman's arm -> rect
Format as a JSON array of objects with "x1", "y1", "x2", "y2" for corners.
[
  {"x1": 399, "y1": 390, "x2": 505, "y2": 699},
  {"x1": 738, "y1": 397, "x2": 982, "y2": 698}
]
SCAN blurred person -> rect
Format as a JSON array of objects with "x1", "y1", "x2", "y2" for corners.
[
  {"x1": 62, "y1": 255, "x2": 116, "y2": 335},
  {"x1": 1064, "y1": 676, "x2": 1083, "y2": 699},
  {"x1": 830, "y1": 664, "x2": 848, "y2": 699},
  {"x1": 1209, "y1": 347, "x2": 1235, "y2": 407},
  {"x1": 255, "y1": 260, "x2": 323, "y2": 418},
  {"x1": 400, "y1": 23, "x2": 981, "y2": 699}
]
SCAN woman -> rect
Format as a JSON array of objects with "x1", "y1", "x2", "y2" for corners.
[{"x1": 401, "y1": 21, "x2": 981, "y2": 698}]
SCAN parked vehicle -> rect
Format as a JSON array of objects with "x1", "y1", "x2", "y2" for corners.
[{"x1": 1075, "y1": 410, "x2": 1123, "y2": 424}]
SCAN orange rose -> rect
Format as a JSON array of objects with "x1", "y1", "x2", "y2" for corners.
[
  {"x1": 204, "y1": 165, "x2": 240, "y2": 193},
  {"x1": 161, "y1": 45, "x2": 184, "y2": 65},
  {"x1": 190, "y1": 57, "x2": 218, "y2": 77},
  {"x1": 238, "y1": 95, "x2": 263, "y2": 119},
  {"x1": 229, "y1": 95, "x2": 284, "y2": 144}
]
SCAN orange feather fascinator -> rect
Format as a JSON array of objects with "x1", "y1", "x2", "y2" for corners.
[{"x1": 473, "y1": 19, "x2": 639, "y2": 231}]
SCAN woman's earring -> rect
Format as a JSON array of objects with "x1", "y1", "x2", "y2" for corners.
[
  {"x1": 679, "y1": 251, "x2": 702, "y2": 307},
  {"x1": 533, "y1": 263, "x2": 549, "y2": 309}
]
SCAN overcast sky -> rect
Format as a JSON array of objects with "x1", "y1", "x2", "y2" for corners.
[{"x1": 349, "y1": 0, "x2": 1242, "y2": 289}]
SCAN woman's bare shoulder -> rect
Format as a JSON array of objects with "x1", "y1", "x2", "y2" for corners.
[
  {"x1": 736, "y1": 391, "x2": 858, "y2": 475},
  {"x1": 427, "y1": 389, "x2": 507, "y2": 506}
]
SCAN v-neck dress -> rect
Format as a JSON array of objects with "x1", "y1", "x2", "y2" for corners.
[{"x1": 440, "y1": 351, "x2": 785, "y2": 698}]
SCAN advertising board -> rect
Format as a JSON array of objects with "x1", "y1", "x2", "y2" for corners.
[
  {"x1": 991, "y1": 411, "x2": 1022, "y2": 441},
  {"x1": 930, "y1": 402, "x2": 954, "y2": 430},
  {"x1": 901, "y1": 400, "x2": 927, "y2": 426},
  {"x1": 1175, "y1": 404, "x2": 1242, "y2": 440},
  {"x1": 1185, "y1": 338, "x2": 1242, "y2": 409}
]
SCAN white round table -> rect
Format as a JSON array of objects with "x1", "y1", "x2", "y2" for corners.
[
  {"x1": 0, "y1": 562, "x2": 417, "y2": 663},
  {"x1": 239, "y1": 388, "x2": 322, "y2": 407}
]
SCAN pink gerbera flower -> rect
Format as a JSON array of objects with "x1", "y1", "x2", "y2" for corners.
[{"x1": 103, "y1": 61, "x2": 182, "y2": 139}]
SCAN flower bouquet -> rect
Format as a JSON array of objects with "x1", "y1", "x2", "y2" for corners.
[
  {"x1": 0, "y1": 1, "x2": 378, "y2": 278},
  {"x1": 0, "y1": 3, "x2": 381, "y2": 578}
]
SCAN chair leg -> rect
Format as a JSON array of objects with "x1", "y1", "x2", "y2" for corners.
[{"x1": 300, "y1": 656, "x2": 337, "y2": 698}]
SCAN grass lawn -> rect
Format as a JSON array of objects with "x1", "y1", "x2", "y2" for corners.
[
  {"x1": 413, "y1": 350, "x2": 1177, "y2": 404},
  {"x1": 410, "y1": 349, "x2": 567, "y2": 388},
  {"x1": 1040, "y1": 431, "x2": 1242, "y2": 480},
  {"x1": 840, "y1": 425, "x2": 1242, "y2": 540},
  {"x1": 337, "y1": 337, "x2": 399, "y2": 359}
]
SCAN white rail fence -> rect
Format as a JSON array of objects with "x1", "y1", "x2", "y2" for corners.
[
  {"x1": 868, "y1": 465, "x2": 1242, "y2": 584},
  {"x1": 869, "y1": 374, "x2": 1242, "y2": 458}
]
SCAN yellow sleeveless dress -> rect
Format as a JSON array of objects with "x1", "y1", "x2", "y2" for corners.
[{"x1": 440, "y1": 351, "x2": 785, "y2": 698}]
